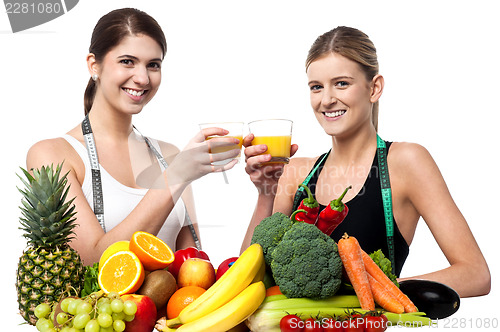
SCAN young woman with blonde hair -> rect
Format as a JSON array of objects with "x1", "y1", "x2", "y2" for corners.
[{"x1": 242, "y1": 26, "x2": 490, "y2": 298}]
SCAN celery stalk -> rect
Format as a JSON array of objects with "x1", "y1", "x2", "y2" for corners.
[{"x1": 260, "y1": 295, "x2": 361, "y2": 310}]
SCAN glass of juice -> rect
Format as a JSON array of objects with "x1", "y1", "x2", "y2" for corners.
[
  {"x1": 199, "y1": 122, "x2": 244, "y2": 165},
  {"x1": 248, "y1": 119, "x2": 293, "y2": 164}
]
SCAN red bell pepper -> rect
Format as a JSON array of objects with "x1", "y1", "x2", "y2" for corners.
[
  {"x1": 294, "y1": 184, "x2": 320, "y2": 224},
  {"x1": 316, "y1": 185, "x2": 352, "y2": 236},
  {"x1": 168, "y1": 247, "x2": 210, "y2": 278}
]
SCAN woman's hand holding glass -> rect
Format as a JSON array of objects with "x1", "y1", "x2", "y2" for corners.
[
  {"x1": 166, "y1": 127, "x2": 241, "y2": 186},
  {"x1": 243, "y1": 133, "x2": 298, "y2": 196}
]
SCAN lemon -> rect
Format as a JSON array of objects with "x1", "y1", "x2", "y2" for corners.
[{"x1": 99, "y1": 241, "x2": 130, "y2": 271}]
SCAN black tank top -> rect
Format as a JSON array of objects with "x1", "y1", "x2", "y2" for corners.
[{"x1": 292, "y1": 142, "x2": 409, "y2": 276}]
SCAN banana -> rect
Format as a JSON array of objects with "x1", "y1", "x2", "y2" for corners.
[
  {"x1": 174, "y1": 281, "x2": 266, "y2": 332},
  {"x1": 166, "y1": 243, "x2": 265, "y2": 327}
]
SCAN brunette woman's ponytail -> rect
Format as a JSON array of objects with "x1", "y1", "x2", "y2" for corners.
[{"x1": 84, "y1": 78, "x2": 96, "y2": 116}]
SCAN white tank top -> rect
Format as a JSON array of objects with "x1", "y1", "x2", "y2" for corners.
[{"x1": 63, "y1": 134, "x2": 187, "y2": 250}]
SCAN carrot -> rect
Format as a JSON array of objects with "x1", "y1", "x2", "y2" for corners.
[
  {"x1": 337, "y1": 233, "x2": 375, "y2": 310},
  {"x1": 366, "y1": 273, "x2": 405, "y2": 313},
  {"x1": 361, "y1": 249, "x2": 418, "y2": 313}
]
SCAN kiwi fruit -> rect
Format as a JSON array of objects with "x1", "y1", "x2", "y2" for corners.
[{"x1": 137, "y1": 269, "x2": 177, "y2": 310}]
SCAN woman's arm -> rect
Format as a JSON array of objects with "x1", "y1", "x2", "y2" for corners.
[
  {"x1": 390, "y1": 142, "x2": 490, "y2": 297},
  {"x1": 239, "y1": 138, "x2": 304, "y2": 253},
  {"x1": 27, "y1": 128, "x2": 240, "y2": 265},
  {"x1": 27, "y1": 138, "x2": 188, "y2": 265}
]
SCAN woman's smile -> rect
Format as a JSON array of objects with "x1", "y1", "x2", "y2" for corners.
[
  {"x1": 122, "y1": 87, "x2": 148, "y2": 101},
  {"x1": 323, "y1": 109, "x2": 347, "y2": 120}
]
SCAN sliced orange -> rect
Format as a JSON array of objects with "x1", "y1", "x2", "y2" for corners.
[
  {"x1": 98, "y1": 250, "x2": 145, "y2": 295},
  {"x1": 98, "y1": 240, "x2": 130, "y2": 271},
  {"x1": 129, "y1": 231, "x2": 174, "y2": 271}
]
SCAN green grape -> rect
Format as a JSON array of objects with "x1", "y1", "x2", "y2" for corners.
[
  {"x1": 97, "y1": 297, "x2": 110, "y2": 306},
  {"x1": 36, "y1": 318, "x2": 49, "y2": 331},
  {"x1": 73, "y1": 313, "x2": 91, "y2": 329},
  {"x1": 123, "y1": 314, "x2": 135, "y2": 322},
  {"x1": 97, "y1": 303, "x2": 113, "y2": 315},
  {"x1": 77, "y1": 301, "x2": 93, "y2": 314},
  {"x1": 68, "y1": 298, "x2": 83, "y2": 315},
  {"x1": 60, "y1": 298, "x2": 74, "y2": 312},
  {"x1": 110, "y1": 299, "x2": 124, "y2": 313},
  {"x1": 97, "y1": 313, "x2": 113, "y2": 328},
  {"x1": 84, "y1": 319, "x2": 100, "y2": 332},
  {"x1": 60, "y1": 327, "x2": 73, "y2": 332},
  {"x1": 56, "y1": 312, "x2": 69, "y2": 325},
  {"x1": 34, "y1": 303, "x2": 51, "y2": 319},
  {"x1": 112, "y1": 311, "x2": 125, "y2": 321},
  {"x1": 122, "y1": 300, "x2": 137, "y2": 316},
  {"x1": 113, "y1": 319, "x2": 126, "y2": 332},
  {"x1": 45, "y1": 328, "x2": 57, "y2": 332},
  {"x1": 36, "y1": 318, "x2": 54, "y2": 332}
]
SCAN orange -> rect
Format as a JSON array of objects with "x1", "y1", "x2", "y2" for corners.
[
  {"x1": 98, "y1": 250, "x2": 145, "y2": 295},
  {"x1": 265, "y1": 285, "x2": 282, "y2": 297},
  {"x1": 98, "y1": 240, "x2": 130, "y2": 271},
  {"x1": 166, "y1": 286, "x2": 206, "y2": 319},
  {"x1": 129, "y1": 231, "x2": 174, "y2": 271}
]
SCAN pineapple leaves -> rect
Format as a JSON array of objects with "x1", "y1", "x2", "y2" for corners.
[{"x1": 16, "y1": 162, "x2": 78, "y2": 248}]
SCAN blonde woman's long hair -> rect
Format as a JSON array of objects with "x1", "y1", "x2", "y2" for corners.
[{"x1": 306, "y1": 26, "x2": 380, "y2": 131}]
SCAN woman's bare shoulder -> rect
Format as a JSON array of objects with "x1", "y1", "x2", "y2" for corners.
[
  {"x1": 388, "y1": 141, "x2": 435, "y2": 169},
  {"x1": 27, "y1": 135, "x2": 83, "y2": 173}
]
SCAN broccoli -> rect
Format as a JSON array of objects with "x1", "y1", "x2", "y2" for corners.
[
  {"x1": 271, "y1": 222, "x2": 343, "y2": 299},
  {"x1": 250, "y1": 212, "x2": 294, "y2": 267}
]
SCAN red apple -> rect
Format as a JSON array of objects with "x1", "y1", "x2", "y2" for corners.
[
  {"x1": 121, "y1": 294, "x2": 157, "y2": 332},
  {"x1": 177, "y1": 258, "x2": 216, "y2": 290},
  {"x1": 216, "y1": 257, "x2": 239, "y2": 280}
]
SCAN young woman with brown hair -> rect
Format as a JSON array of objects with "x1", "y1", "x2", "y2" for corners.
[
  {"x1": 242, "y1": 26, "x2": 490, "y2": 298},
  {"x1": 26, "y1": 8, "x2": 240, "y2": 265}
]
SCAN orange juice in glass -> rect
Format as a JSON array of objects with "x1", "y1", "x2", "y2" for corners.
[
  {"x1": 199, "y1": 122, "x2": 244, "y2": 165},
  {"x1": 249, "y1": 119, "x2": 293, "y2": 164}
]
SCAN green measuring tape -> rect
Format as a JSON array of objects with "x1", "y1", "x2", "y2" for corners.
[
  {"x1": 292, "y1": 135, "x2": 396, "y2": 273},
  {"x1": 377, "y1": 135, "x2": 396, "y2": 274}
]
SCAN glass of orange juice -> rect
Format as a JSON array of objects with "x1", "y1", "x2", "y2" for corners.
[
  {"x1": 199, "y1": 122, "x2": 244, "y2": 165},
  {"x1": 248, "y1": 119, "x2": 293, "y2": 164}
]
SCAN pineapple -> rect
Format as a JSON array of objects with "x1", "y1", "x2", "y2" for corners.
[{"x1": 16, "y1": 163, "x2": 84, "y2": 325}]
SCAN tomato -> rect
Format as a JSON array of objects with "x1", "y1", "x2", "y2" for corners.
[
  {"x1": 304, "y1": 318, "x2": 324, "y2": 332},
  {"x1": 280, "y1": 314, "x2": 304, "y2": 332},
  {"x1": 343, "y1": 315, "x2": 364, "y2": 332},
  {"x1": 322, "y1": 317, "x2": 345, "y2": 332},
  {"x1": 364, "y1": 314, "x2": 388, "y2": 332}
]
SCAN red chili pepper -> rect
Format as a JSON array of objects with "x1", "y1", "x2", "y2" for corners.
[
  {"x1": 168, "y1": 247, "x2": 210, "y2": 278},
  {"x1": 316, "y1": 185, "x2": 352, "y2": 236},
  {"x1": 290, "y1": 209, "x2": 308, "y2": 222},
  {"x1": 294, "y1": 184, "x2": 320, "y2": 224}
]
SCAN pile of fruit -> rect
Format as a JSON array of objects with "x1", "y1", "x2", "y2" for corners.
[{"x1": 15, "y1": 165, "x2": 458, "y2": 332}]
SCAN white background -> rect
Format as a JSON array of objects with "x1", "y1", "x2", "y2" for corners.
[{"x1": 2, "y1": 0, "x2": 498, "y2": 331}]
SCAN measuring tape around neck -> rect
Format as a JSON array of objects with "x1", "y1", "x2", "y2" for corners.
[
  {"x1": 377, "y1": 134, "x2": 396, "y2": 274},
  {"x1": 82, "y1": 115, "x2": 106, "y2": 232},
  {"x1": 81, "y1": 115, "x2": 201, "y2": 250}
]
